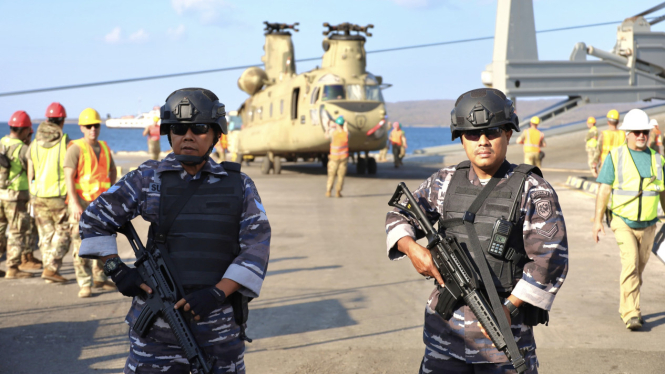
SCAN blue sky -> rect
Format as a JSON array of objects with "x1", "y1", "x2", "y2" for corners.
[{"x1": 0, "y1": 0, "x2": 661, "y2": 120}]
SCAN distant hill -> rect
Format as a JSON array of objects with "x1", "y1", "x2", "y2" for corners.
[{"x1": 384, "y1": 99, "x2": 665, "y2": 127}]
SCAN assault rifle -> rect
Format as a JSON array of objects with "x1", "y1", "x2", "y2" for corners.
[
  {"x1": 118, "y1": 222, "x2": 215, "y2": 374},
  {"x1": 388, "y1": 182, "x2": 527, "y2": 373}
]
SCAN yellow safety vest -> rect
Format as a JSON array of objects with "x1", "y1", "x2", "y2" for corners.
[
  {"x1": 610, "y1": 145, "x2": 664, "y2": 221},
  {"x1": 30, "y1": 135, "x2": 68, "y2": 198},
  {"x1": 0, "y1": 137, "x2": 28, "y2": 191},
  {"x1": 523, "y1": 128, "x2": 543, "y2": 153},
  {"x1": 600, "y1": 130, "x2": 626, "y2": 166}
]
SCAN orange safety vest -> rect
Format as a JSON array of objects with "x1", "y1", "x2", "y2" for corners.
[
  {"x1": 389, "y1": 129, "x2": 404, "y2": 146},
  {"x1": 330, "y1": 130, "x2": 349, "y2": 160},
  {"x1": 600, "y1": 130, "x2": 626, "y2": 165},
  {"x1": 70, "y1": 139, "x2": 111, "y2": 202},
  {"x1": 523, "y1": 128, "x2": 543, "y2": 153},
  {"x1": 219, "y1": 133, "x2": 228, "y2": 149}
]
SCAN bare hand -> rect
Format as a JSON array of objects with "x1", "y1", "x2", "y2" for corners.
[
  {"x1": 478, "y1": 305, "x2": 511, "y2": 343},
  {"x1": 592, "y1": 220, "x2": 605, "y2": 243},
  {"x1": 71, "y1": 203, "x2": 84, "y2": 222},
  {"x1": 139, "y1": 283, "x2": 152, "y2": 294},
  {"x1": 398, "y1": 237, "x2": 445, "y2": 286},
  {"x1": 174, "y1": 298, "x2": 201, "y2": 321}
]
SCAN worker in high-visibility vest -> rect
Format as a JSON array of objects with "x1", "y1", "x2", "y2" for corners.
[
  {"x1": 64, "y1": 108, "x2": 117, "y2": 298},
  {"x1": 1, "y1": 111, "x2": 35, "y2": 279},
  {"x1": 326, "y1": 116, "x2": 349, "y2": 197},
  {"x1": 214, "y1": 132, "x2": 229, "y2": 162},
  {"x1": 585, "y1": 116, "x2": 599, "y2": 175},
  {"x1": 27, "y1": 102, "x2": 72, "y2": 284},
  {"x1": 592, "y1": 109, "x2": 664, "y2": 331},
  {"x1": 389, "y1": 122, "x2": 407, "y2": 168},
  {"x1": 648, "y1": 118, "x2": 663, "y2": 154},
  {"x1": 593, "y1": 109, "x2": 626, "y2": 173},
  {"x1": 516, "y1": 116, "x2": 546, "y2": 167}
]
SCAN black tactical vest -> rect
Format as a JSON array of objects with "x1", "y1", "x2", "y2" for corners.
[
  {"x1": 151, "y1": 164, "x2": 244, "y2": 289},
  {"x1": 440, "y1": 161, "x2": 538, "y2": 293}
]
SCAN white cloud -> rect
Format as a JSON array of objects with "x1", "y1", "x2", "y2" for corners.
[
  {"x1": 172, "y1": 0, "x2": 232, "y2": 25},
  {"x1": 167, "y1": 24, "x2": 186, "y2": 40},
  {"x1": 129, "y1": 29, "x2": 150, "y2": 43},
  {"x1": 104, "y1": 27, "x2": 122, "y2": 44}
]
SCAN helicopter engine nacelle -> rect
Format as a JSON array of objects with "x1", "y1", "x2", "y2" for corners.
[{"x1": 238, "y1": 67, "x2": 268, "y2": 95}]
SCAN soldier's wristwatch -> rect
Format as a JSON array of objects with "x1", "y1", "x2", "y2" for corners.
[
  {"x1": 103, "y1": 257, "x2": 124, "y2": 277},
  {"x1": 504, "y1": 299, "x2": 520, "y2": 318}
]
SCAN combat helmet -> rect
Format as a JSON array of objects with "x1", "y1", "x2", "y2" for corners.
[
  {"x1": 160, "y1": 88, "x2": 227, "y2": 164},
  {"x1": 450, "y1": 88, "x2": 519, "y2": 140}
]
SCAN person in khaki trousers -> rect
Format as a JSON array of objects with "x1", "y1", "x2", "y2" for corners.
[
  {"x1": 326, "y1": 116, "x2": 349, "y2": 198},
  {"x1": 592, "y1": 109, "x2": 663, "y2": 331}
]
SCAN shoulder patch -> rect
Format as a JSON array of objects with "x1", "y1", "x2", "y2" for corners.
[
  {"x1": 532, "y1": 190, "x2": 551, "y2": 200},
  {"x1": 535, "y1": 200, "x2": 552, "y2": 220}
]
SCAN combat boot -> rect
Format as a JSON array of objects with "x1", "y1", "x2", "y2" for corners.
[
  {"x1": 78, "y1": 286, "x2": 92, "y2": 298},
  {"x1": 336, "y1": 190, "x2": 343, "y2": 198},
  {"x1": 0, "y1": 269, "x2": 4, "y2": 277},
  {"x1": 41, "y1": 268, "x2": 68, "y2": 283},
  {"x1": 5, "y1": 265, "x2": 34, "y2": 279},
  {"x1": 27, "y1": 252, "x2": 42, "y2": 265},
  {"x1": 18, "y1": 253, "x2": 42, "y2": 271},
  {"x1": 94, "y1": 280, "x2": 117, "y2": 291}
]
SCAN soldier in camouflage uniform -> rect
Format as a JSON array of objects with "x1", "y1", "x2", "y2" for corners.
[
  {"x1": 1, "y1": 111, "x2": 36, "y2": 278},
  {"x1": 385, "y1": 88, "x2": 568, "y2": 373},
  {"x1": 28, "y1": 102, "x2": 72, "y2": 283},
  {"x1": 79, "y1": 88, "x2": 270, "y2": 374}
]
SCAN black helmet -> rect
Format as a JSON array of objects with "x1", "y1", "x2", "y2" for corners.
[
  {"x1": 450, "y1": 88, "x2": 519, "y2": 140},
  {"x1": 160, "y1": 88, "x2": 228, "y2": 135},
  {"x1": 160, "y1": 88, "x2": 227, "y2": 165}
]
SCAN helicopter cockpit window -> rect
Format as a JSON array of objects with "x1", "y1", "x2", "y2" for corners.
[
  {"x1": 322, "y1": 85, "x2": 346, "y2": 101},
  {"x1": 228, "y1": 115, "x2": 242, "y2": 131},
  {"x1": 346, "y1": 85, "x2": 363, "y2": 101},
  {"x1": 365, "y1": 85, "x2": 384, "y2": 102}
]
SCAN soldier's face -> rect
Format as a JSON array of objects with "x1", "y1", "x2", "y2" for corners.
[
  {"x1": 171, "y1": 126, "x2": 215, "y2": 158},
  {"x1": 461, "y1": 128, "x2": 512, "y2": 170}
]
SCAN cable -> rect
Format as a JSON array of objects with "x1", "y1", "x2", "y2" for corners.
[{"x1": 0, "y1": 18, "x2": 658, "y2": 97}]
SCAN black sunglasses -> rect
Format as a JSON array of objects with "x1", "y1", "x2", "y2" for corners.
[
  {"x1": 631, "y1": 130, "x2": 650, "y2": 136},
  {"x1": 462, "y1": 126, "x2": 505, "y2": 141},
  {"x1": 170, "y1": 123, "x2": 211, "y2": 136},
  {"x1": 83, "y1": 124, "x2": 100, "y2": 129}
]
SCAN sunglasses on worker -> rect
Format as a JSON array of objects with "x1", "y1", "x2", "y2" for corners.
[
  {"x1": 631, "y1": 130, "x2": 650, "y2": 136},
  {"x1": 170, "y1": 123, "x2": 211, "y2": 136},
  {"x1": 83, "y1": 124, "x2": 100, "y2": 129},
  {"x1": 461, "y1": 126, "x2": 505, "y2": 141}
]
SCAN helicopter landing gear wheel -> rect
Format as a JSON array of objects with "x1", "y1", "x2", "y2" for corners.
[
  {"x1": 261, "y1": 156, "x2": 272, "y2": 174},
  {"x1": 273, "y1": 155, "x2": 282, "y2": 174},
  {"x1": 367, "y1": 157, "x2": 377, "y2": 174},
  {"x1": 356, "y1": 157, "x2": 366, "y2": 174},
  {"x1": 321, "y1": 154, "x2": 328, "y2": 168}
]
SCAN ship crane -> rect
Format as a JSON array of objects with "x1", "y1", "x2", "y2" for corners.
[{"x1": 482, "y1": 0, "x2": 665, "y2": 129}]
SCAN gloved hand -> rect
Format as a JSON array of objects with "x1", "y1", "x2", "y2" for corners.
[
  {"x1": 183, "y1": 287, "x2": 227, "y2": 319},
  {"x1": 111, "y1": 263, "x2": 144, "y2": 298}
]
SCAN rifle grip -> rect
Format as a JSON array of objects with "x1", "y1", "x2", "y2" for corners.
[{"x1": 133, "y1": 302, "x2": 158, "y2": 338}]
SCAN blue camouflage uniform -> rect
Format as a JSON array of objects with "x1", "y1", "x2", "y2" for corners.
[
  {"x1": 79, "y1": 154, "x2": 271, "y2": 374},
  {"x1": 385, "y1": 163, "x2": 568, "y2": 374}
]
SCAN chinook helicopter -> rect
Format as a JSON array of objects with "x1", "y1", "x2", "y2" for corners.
[{"x1": 232, "y1": 22, "x2": 390, "y2": 175}]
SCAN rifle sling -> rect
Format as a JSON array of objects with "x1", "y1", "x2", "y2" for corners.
[{"x1": 458, "y1": 162, "x2": 526, "y2": 368}]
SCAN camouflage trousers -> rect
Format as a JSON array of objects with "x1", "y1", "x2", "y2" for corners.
[
  {"x1": 32, "y1": 196, "x2": 71, "y2": 272},
  {"x1": 419, "y1": 347, "x2": 539, "y2": 374},
  {"x1": 326, "y1": 157, "x2": 348, "y2": 193},
  {"x1": 70, "y1": 198, "x2": 107, "y2": 287},
  {"x1": 0, "y1": 199, "x2": 30, "y2": 267},
  {"x1": 124, "y1": 328, "x2": 246, "y2": 373}
]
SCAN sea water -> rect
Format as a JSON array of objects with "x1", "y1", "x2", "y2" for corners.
[{"x1": 0, "y1": 124, "x2": 453, "y2": 154}]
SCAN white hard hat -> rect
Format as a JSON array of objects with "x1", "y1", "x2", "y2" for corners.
[
  {"x1": 619, "y1": 109, "x2": 651, "y2": 131},
  {"x1": 650, "y1": 118, "x2": 659, "y2": 128}
]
